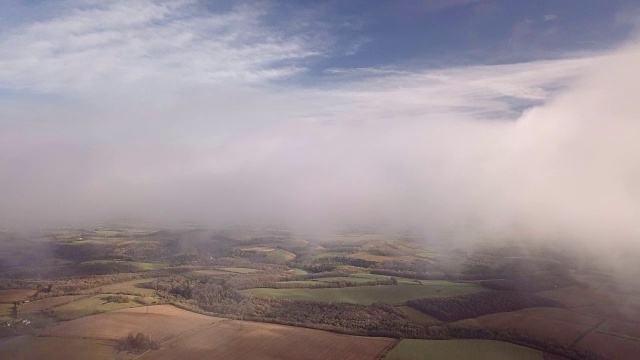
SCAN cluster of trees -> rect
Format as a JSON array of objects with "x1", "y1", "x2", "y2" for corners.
[
  {"x1": 74, "y1": 262, "x2": 143, "y2": 276},
  {"x1": 293, "y1": 257, "x2": 377, "y2": 273},
  {"x1": 407, "y1": 291, "x2": 559, "y2": 322},
  {"x1": 46, "y1": 273, "x2": 144, "y2": 294},
  {"x1": 148, "y1": 271, "x2": 599, "y2": 359},
  {"x1": 0, "y1": 279, "x2": 35, "y2": 291},
  {"x1": 103, "y1": 294, "x2": 131, "y2": 303},
  {"x1": 53, "y1": 243, "x2": 117, "y2": 262},
  {"x1": 167, "y1": 293, "x2": 600, "y2": 360},
  {"x1": 224, "y1": 274, "x2": 291, "y2": 290},
  {"x1": 117, "y1": 332, "x2": 159, "y2": 353},
  {"x1": 148, "y1": 276, "x2": 244, "y2": 305}
]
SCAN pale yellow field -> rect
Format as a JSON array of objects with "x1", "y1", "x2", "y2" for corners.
[
  {"x1": 0, "y1": 335, "x2": 134, "y2": 360},
  {"x1": 44, "y1": 305, "x2": 224, "y2": 342},
  {"x1": 137, "y1": 319, "x2": 395, "y2": 360},
  {"x1": 0, "y1": 289, "x2": 37, "y2": 303}
]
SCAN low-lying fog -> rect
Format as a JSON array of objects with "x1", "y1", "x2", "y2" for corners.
[{"x1": 1, "y1": 2, "x2": 639, "y2": 272}]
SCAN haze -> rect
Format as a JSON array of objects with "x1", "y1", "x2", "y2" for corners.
[{"x1": 1, "y1": 0, "x2": 639, "y2": 261}]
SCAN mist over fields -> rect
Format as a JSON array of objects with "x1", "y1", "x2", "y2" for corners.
[{"x1": 0, "y1": 1, "x2": 639, "y2": 269}]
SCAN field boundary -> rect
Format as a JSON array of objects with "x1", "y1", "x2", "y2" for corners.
[
  {"x1": 131, "y1": 319, "x2": 233, "y2": 359},
  {"x1": 376, "y1": 339, "x2": 399, "y2": 360},
  {"x1": 594, "y1": 329, "x2": 640, "y2": 343},
  {"x1": 571, "y1": 318, "x2": 606, "y2": 347}
]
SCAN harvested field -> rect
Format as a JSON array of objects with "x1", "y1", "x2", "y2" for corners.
[
  {"x1": 382, "y1": 339, "x2": 543, "y2": 360},
  {"x1": 244, "y1": 282, "x2": 484, "y2": 305},
  {"x1": 597, "y1": 319, "x2": 640, "y2": 340},
  {"x1": 462, "y1": 307, "x2": 601, "y2": 345},
  {"x1": 137, "y1": 319, "x2": 395, "y2": 360},
  {"x1": 20, "y1": 295, "x2": 84, "y2": 313},
  {"x1": 0, "y1": 335, "x2": 133, "y2": 360},
  {"x1": 573, "y1": 304, "x2": 640, "y2": 323},
  {"x1": 537, "y1": 286, "x2": 640, "y2": 309},
  {"x1": 536, "y1": 286, "x2": 601, "y2": 307},
  {"x1": 576, "y1": 331, "x2": 640, "y2": 360},
  {"x1": 0, "y1": 289, "x2": 36, "y2": 303},
  {"x1": 44, "y1": 305, "x2": 224, "y2": 342},
  {"x1": 516, "y1": 307, "x2": 602, "y2": 326}
]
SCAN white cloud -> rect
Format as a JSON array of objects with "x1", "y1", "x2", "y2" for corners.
[
  {"x1": 0, "y1": 0, "x2": 318, "y2": 94},
  {"x1": 2, "y1": 0, "x2": 640, "y2": 271},
  {"x1": 319, "y1": 55, "x2": 598, "y2": 122}
]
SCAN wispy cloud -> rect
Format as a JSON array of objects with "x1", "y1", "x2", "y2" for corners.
[
  {"x1": 320, "y1": 55, "x2": 597, "y2": 122},
  {"x1": 0, "y1": 0, "x2": 319, "y2": 94}
]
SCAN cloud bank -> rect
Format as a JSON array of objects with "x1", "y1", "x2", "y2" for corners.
[{"x1": 1, "y1": 1, "x2": 639, "y2": 263}]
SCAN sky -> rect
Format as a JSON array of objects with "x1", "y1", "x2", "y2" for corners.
[{"x1": 1, "y1": 0, "x2": 640, "y2": 258}]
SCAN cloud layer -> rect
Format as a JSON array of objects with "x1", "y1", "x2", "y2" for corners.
[{"x1": 1, "y1": 1, "x2": 640, "y2": 266}]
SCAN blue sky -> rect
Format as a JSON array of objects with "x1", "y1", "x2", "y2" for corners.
[
  {"x1": 271, "y1": 0, "x2": 638, "y2": 71},
  {"x1": 1, "y1": 0, "x2": 638, "y2": 89},
  {"x1": 1, "y1": 0, "x2": 640, "y2": 235},
  {"x1": 0, "y1": 0, "x2": 635, "y2": 116}
]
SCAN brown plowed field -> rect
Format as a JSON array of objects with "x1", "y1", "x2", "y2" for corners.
[
  {"x1": 0, "y1": 335, "x2": 134, "y2": 360},
  {"x1": 0, "y1": 289, "x2": 36, "y2": 303},
  {"x1": 461, "y1": 307, "x2": 600, "y2": 345},
  {"x1": 137, "y1": 320, "x2": 395, "y2": 360},
  {"x1": 572, "y1": 304, "x2": 640, "y2": 323},
  {"x1": 598, "y1": 319, "x2": 640, "y2": 340},
  {"x1": 537, "y1": 286, "x2": 640, "y2": 309},
  {"x1": 576, "y1": 331, "x2": 640, "y2": 360},
  {"x1": 43, "y1": 305, "x2": 224, "y2": 342}
]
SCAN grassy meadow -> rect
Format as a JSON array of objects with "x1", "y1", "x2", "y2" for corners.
[
  {"x1": 382, "y1": 339, "x2": 544, "y2": 360},
  {"x1": 244, "y1": 282, "x2": 484, "y2": 305}
]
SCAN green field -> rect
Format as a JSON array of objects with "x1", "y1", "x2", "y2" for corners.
[
  {"x1": 52, "y1": 294, "x2": 142, "y2": 320},
  {"x1": 275, "y1": 273, "x2": 434, "y2": 288},
  {"x1": 275, "y1": 280, "x2": 324, "y2": 286},
  {"x1": 350, "y1": 273, "x2": 427, "y2": 285},
  {"x1": 91, "y1": 279, "x2": 157, "y2": 296},
  {"x1": 191, "y1": 269, "x2": 233, "y2": 276},
  {"x1": 218, "y1": 267, "x2": 259, "y2": 274},
  {"x1": 81, "y1": 260, "x2": 166, "y2": 271},
  {"x1": 383, "y1": 339, "x2": 544, "y2": 360},
  {"x1": 244, "y1": 282, "x2": 484, "y2": 305},
  {"x1": 287, "y1": 268, "x2": 309, "y2": 275},
  {"x1": 234, "y1": 246, "x2": 296, "y2": 263},
  {"x1": 292, "y1": 275, "x2": 419, "y2": 285}
]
